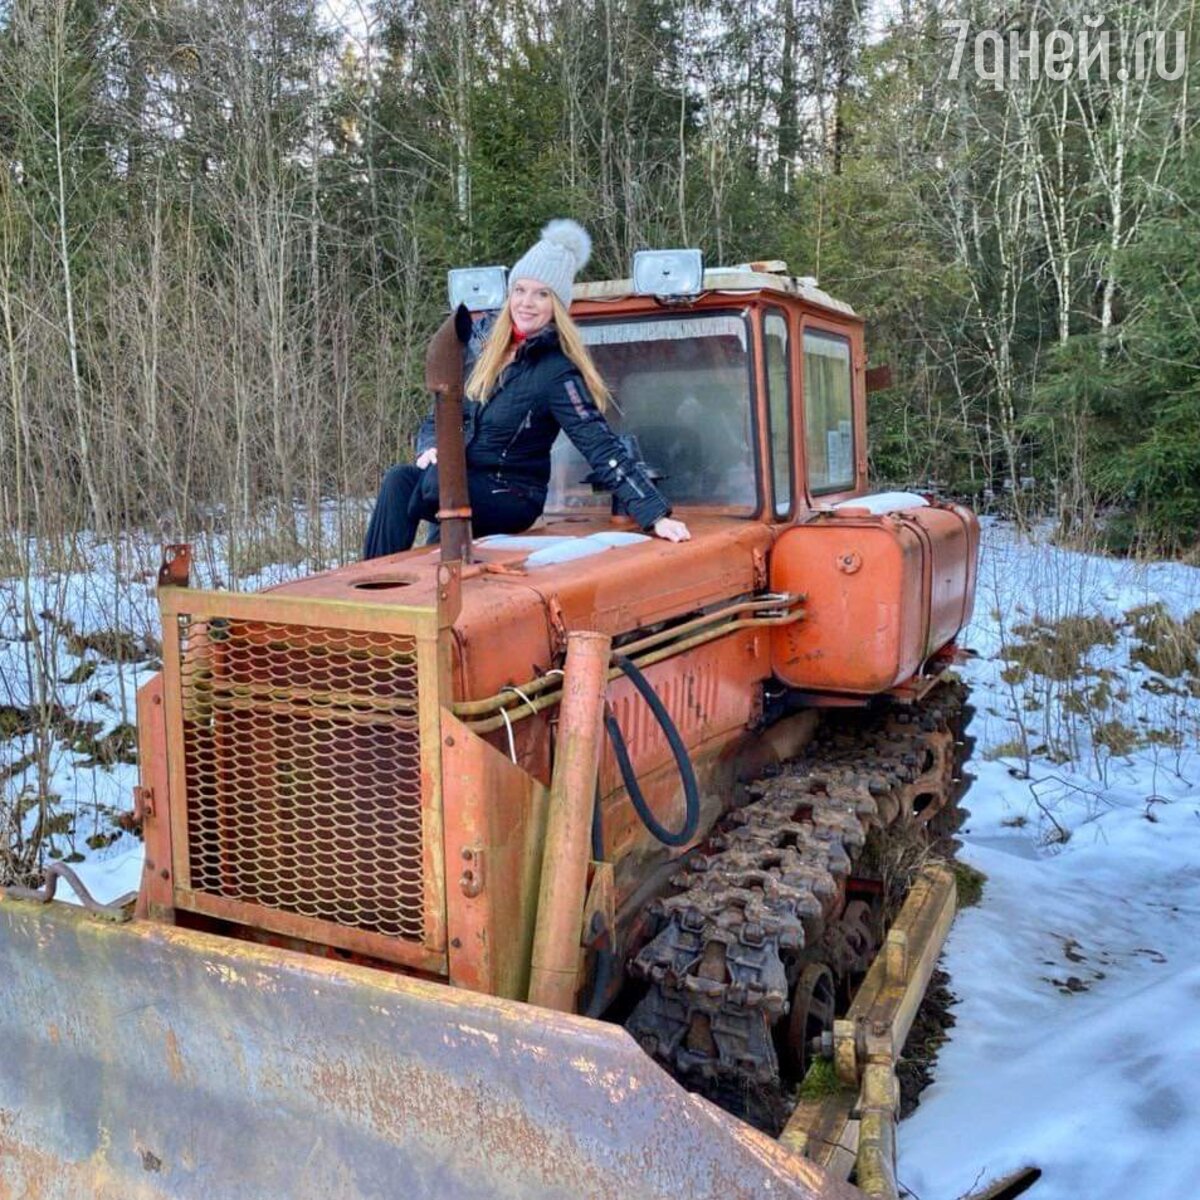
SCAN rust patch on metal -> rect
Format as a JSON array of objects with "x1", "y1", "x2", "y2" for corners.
[
  {"x1": 164, "y1": 1028, "x2": 186, "y2": 1083},
  {"x1": 157, "y1": 543, "x2": 191, "y2": 588}
]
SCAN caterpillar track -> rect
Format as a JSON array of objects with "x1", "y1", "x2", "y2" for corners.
[{"x1": 625, "y1": 681, "x2": 973, "y2": 1131}]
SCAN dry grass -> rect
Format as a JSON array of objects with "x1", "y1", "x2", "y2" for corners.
[
  {"x1": 978, "y1": 527, "x2": 1200, "y2": 810},
  {"x1": 1002, "y1": 614, "x2": 1119, "y2": 682},
  {"x1": 1127, "y1": 603, "x2": 1200, "y2": 679}
]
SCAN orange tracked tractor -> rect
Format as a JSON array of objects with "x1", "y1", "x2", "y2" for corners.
[{"x1": 0, "y1": 259, "x2": 981, "y2": 1200}]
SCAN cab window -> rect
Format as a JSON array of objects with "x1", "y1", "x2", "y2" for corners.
[
  {"x1": 763, "y1": 311, "x2": 791, "y2": 516},
  {"x1": 803, "y1": 330, "x2": 854, "y2": 494},
  {"x1": 547, "y1": 313, "x2": 757, "y2": 514}
]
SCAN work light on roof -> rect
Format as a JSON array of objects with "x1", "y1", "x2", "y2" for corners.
[
  {"x1": 632, "y1": 249, "x2": 704, "y2": 298},
  {"x1": 448, "y1": 266, "x2": 508, "y2": 312}
]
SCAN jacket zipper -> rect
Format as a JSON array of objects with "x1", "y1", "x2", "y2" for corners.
[
  {"x1": 501, "y1": 410, "x2": 533, "y2": 460},
  {"x1": 610, "y1": 457, "x2": 646, "y2": 498}
]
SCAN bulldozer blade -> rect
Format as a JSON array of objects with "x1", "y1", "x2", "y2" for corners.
[{"x1": 0, "y1": 898, "x2": 864, "y2": 1200}]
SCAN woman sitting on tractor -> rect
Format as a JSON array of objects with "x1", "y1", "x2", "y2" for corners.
[{"x1": 362, "y1": 220, "x2": 690, "y2": 559}]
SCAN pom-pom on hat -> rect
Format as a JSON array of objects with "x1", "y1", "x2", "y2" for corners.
[{"x1": 509, "y1": 219, "x2": 592, "y2": 311}]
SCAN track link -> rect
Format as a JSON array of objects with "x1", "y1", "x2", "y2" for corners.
[{"x1": 625, "y1": 681, "x2": 971, "y2": 1128}]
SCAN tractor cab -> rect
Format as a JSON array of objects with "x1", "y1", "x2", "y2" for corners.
[
  {"x1": 556, "y1": 262, "x2": 867, "y2": 521},
  {"x1": 451, "y1": 253, "x2": 869, "y2": 522}
]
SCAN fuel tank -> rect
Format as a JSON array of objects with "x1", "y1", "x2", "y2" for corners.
[{"x1": 769, "y1": 498, "x2": 979, "y2": 695}]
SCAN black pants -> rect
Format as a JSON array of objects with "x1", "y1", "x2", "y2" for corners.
[{"x1": 362, "y1": 464, "x2": 545, "y2": 560}]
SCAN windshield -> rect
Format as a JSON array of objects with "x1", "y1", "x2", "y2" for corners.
[{"x1": 546, "y1": 312, "x2": 756, "y2": 515}]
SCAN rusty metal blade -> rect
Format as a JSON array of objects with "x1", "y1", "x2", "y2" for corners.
[{"x1": 0, "y1": 898, "x2": 864, "y2": 1200}]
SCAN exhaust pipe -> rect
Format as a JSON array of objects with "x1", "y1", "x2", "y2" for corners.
[
  {"x1": 425, "y1": 304, "x2": 474, "y2": 564},
  {"x1": 528, "y1": 630, "x2": 612, "y2": 1012}
]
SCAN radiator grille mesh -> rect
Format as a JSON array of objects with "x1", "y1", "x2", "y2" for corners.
[{"x1": 177, "y1": 615, "x2": 425, "y2": 942}]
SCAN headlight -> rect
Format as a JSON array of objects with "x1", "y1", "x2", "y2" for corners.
[
  {"x1": 448, "y1": 266, "x2": 508, "y2": 312},
  {"x1": 632, "y1": 249, "x2": 705, "y2": 298}
]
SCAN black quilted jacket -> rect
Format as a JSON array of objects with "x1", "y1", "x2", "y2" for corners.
[{"x1": 416, "y1": 324, "x2": 670, "y2": 531}]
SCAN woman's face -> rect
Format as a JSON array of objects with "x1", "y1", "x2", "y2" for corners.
[{"x1": 509, "y1": 278, "x2": 554, "y2": 335}]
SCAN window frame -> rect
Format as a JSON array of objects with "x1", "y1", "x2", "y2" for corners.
[
  {"x1": 760, "y1": 306, "x2": 794, "y2": 520},
  {"x1": 800, "y1": 323, "x2": 858, "y2": 501},
  {"x1": 552, "y1": 306, "x2": 765, "y2": 519}
]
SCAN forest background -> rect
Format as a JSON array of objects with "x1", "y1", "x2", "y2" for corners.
[
  {"x1": 1, "y1": 0, "x2": 1197, "y2": 569},
  {"x1": 1, "y1": 0, "x2": 1199, "y2": 881}
]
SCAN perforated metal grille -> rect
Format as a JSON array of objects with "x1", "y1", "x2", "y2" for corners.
[{"x1": 177, "y1": 615, "x2": 425, "y2": 942}]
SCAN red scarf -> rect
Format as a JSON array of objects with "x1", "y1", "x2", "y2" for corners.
[{"x1": 510, "y1": 325, "x2": 528, "y2": 345}]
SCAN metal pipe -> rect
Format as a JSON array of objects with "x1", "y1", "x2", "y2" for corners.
[
  {"x1": 453, "y1": 593, "x2": 803, "y2": 719},
  {"x1": 527, "y1": 630, "x2": 612, "y2": 1012},
  {"x1": 4, "y1": 863, "x2": 136, "y2": 922},
  {"x1": 855, "y1": 1055, "x2": 899, "y2": 1200},
  {"x1": 460, "y1": 609, "x2": 804, "y2": 735},
  {"x1": 612, "y1": 592, "x2": 798, "y2": 659},
  {"x1": 426, "y1": 306, "x2": 473, "y2": 564}
]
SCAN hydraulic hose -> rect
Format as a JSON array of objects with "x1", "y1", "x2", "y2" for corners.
[
  {"x1": 584, "y1": 796, "x2": 614, "y2": 1018},
  {"x1": 603, "y1": 654, "x2": 700, "y2": 848},
  {"x1": 583, "y1": 945, "x2": 617, "y2": 1019},
  {"x1": 591, "y1": 781, "x2": 605, "y2": 863}
]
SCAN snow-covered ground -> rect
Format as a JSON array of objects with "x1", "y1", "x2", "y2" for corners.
[
  {"x1": 899, "y1": 525, "x2": 1200, "y2": 1200},
  {"x1": 4, "y1": 519, "x2": 1199, "y2": 1199},
  {"x1": 0, "y1": 518, "x2": 343, "y2": 902}
]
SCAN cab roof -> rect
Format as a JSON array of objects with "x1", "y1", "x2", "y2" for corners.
[{"x1": 572, "y1": 266, "x2": 858, "y2": 318}]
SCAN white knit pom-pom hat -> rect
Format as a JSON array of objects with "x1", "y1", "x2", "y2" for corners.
[{"x1": 509, "y1": 219, "x2": 592, "y2": 310}]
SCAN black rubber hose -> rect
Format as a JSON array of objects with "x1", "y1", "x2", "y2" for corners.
[
  {"x1": 591, "y1": 780, "x2": 605, "y2": 862},
  {"x1": 604, "y1": 654, "x2": 700, "y2": 847},
  {"x1": 583, "y1": 946, "x2": 617, "y2": 1019}
]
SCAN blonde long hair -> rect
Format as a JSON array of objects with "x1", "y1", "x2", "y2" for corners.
[{"x1": 465, "y1": 294, "x2": 611, "y2": 411}]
